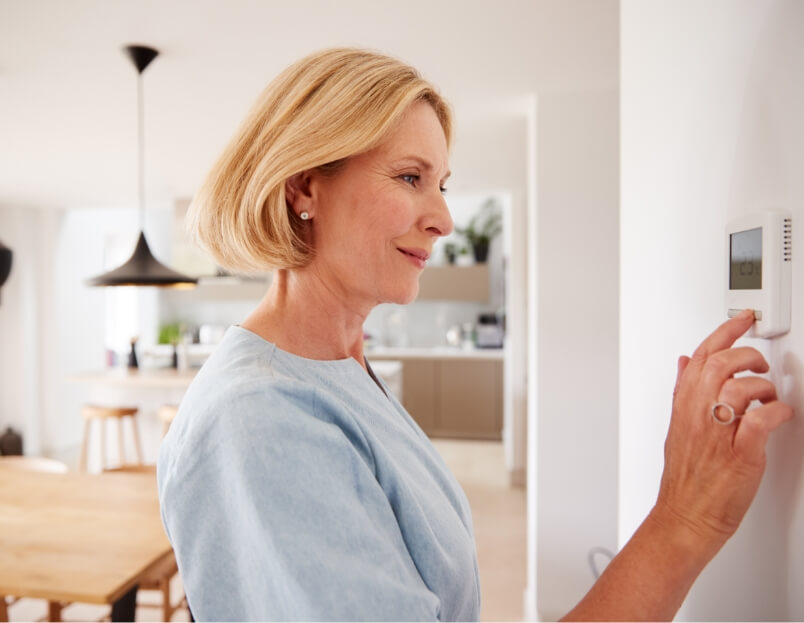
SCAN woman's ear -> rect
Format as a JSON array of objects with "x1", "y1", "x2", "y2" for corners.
[{"x1": 285, "y1": 170, "x2": 315, "y2": 218}]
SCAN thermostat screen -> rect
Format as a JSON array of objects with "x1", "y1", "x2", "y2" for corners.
[{"x1": 730, "y1": 227, "x2": 762, "y2": 290}]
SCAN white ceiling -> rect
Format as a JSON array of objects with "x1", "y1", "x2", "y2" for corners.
[{"x1": 0, "y1": 0, "x2": 618, "y2": 210}]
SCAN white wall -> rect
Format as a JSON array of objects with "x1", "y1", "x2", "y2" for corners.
[
  {"x1": 451, "y1": 112, "x2": 531, "y2": 485},
  {"x1": 0, "y1": 207, "x2": 54, "y2": 455},
  {"x1": 0, "y1": 205, "x2": 173, "y2": 459},
  {"x1": 621, "y1": 1, "x2": 804, "y2": 619},
  {"x1": 528, "y1": 88, "x2": 620, "y2": 620}
]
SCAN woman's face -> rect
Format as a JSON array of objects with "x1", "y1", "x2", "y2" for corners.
[{"x1": 305, "y1": 101, "x2": 453, "y2": 309}]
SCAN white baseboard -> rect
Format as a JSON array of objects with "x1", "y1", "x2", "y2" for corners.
[{"x1": 523, "y1": 585, "x2": 537, "y2": 621}]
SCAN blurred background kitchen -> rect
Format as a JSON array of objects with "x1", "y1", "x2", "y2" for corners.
[
  {"x1": 2, "y1": 1, "x2": 570, "y2": 619},
  {"x1": 3, "y1": 1, "x2": 802, "y2": 622}
]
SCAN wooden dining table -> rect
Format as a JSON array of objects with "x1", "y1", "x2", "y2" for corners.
[{"x1": 0, "y1": 468, "x2": 173, "y2": 622}]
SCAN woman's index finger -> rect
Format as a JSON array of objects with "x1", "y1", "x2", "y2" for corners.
[{"x1": 691, "y1": 310, "x2": 756, "y2": 360}]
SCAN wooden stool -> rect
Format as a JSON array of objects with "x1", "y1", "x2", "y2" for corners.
[
  {"x1": 79, "y1": 405, "x2": 143, "y2": 472},
  {"x1": 158, "y1": 404, "x2": 179, "y2": 438}
]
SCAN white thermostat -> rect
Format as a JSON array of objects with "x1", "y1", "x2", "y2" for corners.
[{"x1": 726, "y1": 210, "x2": 792, "y2": 338}]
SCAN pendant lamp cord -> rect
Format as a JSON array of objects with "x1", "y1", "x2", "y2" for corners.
[{"x1": 137, "y1": 70, "x2": 145, "y2": 232}]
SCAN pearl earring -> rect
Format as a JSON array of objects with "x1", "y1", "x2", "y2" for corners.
[{"x1": 300, "y1": 212, "x2": 310, "y2": 221}]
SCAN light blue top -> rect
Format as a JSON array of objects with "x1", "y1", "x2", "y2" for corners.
[{"x1": 157, "y1": 326, "x2": 481, "y2": 621}]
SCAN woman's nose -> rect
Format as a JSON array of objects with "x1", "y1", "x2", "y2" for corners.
[{"x1": 424, "y1": 193, "x2": 454, "y2": 238}]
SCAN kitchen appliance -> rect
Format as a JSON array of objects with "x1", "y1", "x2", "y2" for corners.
[{"x1": 475, "y1": 313, "x2": 504, "y2": 348}]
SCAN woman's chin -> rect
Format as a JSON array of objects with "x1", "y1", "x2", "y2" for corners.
[{"x1": 388, "y1": 282, "x2": 420, "y2": 306}]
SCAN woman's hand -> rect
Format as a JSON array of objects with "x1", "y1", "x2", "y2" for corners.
[
  {"x1": 562, "y1": 310, "x2": 794, "y2": 621},
  {"x1": 652, "y1": 309, "x2": 794, "y2": 552}
]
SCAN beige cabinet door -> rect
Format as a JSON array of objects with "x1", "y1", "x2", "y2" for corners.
[
  {"x1": 369, "y1": 356, "x2": 503, "y2": 440},
  {"x1": 400, "y1": 359, "x2": 438, "y2": 434},
  {"x1": 417, "y1": 264, "x2": 490, "y2": 301},
  {"x1": 436, "y1": 360, "x2": 502, "y2": 440}
]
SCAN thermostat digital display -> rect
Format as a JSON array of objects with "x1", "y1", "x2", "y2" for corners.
[
  {"x1": 730, "y1": 227, "x2": 762, "y2": 290},
  {"x1": 725, "y1": 211, "x2": 792, "y2": 338}
]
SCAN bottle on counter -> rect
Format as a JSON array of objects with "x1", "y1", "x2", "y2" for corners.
[
  {"x1": 127, "y1": 337, "x2": 139, "y2": 369},
  {"x1": 0, "y1": 427, "x2": 23, "y2": 456},
  {"x1": 176, "y1": 335, "x2": 190, "y2": 372},
  {"x1": 461, "y1": 322, "x2": 476, "y2": 349}
]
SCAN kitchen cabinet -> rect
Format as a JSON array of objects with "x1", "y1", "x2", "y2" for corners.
[
  {"x1": 399, "y1": 360, "x2": 438, "y2": 432},
  {"x1": 437, "y1": 360, "x2": 502, "y2": 438},
  {"x1": 417, "y1": 264, "x2": 489, "y2": 302},
  {"x1": 161, "y1": 275, "x2": 271, "y2": 303},
  {"x1": 370, "y1": 354, "x2": 503, "y2": 440},
  {"x1": 171, "y1": 198, "x2": 217, "y2": 277}
]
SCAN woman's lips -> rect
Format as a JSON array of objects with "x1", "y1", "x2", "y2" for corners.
[{"x1": 397, "y1": 247, "x2": 429, "y2": 269}]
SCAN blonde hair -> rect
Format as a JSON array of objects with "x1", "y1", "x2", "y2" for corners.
[{"x1": 189, "y1": 47, "x2": 452, "y2": 272}]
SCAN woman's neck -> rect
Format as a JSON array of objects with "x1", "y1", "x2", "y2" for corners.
[{"x1": 241, "y1": 268, "x2": 370, "y2": 368}]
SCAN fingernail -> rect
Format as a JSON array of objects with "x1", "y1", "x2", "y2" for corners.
[{"x1": 740, "y1": 309, "x2": 754, "y2": 319}]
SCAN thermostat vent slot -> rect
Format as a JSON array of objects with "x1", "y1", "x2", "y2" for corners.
[{"x1": 783, "y1": 220, "x2": 792, "y2": 262}]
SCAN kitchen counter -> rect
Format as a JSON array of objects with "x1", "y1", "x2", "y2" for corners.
[
  {"x1": 69, "y1": 360, "x2": 404, "y2": 391},
  {"x1": 68, "y1": 368, "x2": 198, "y2": 390},
  {"x1": 68, "y1": 361, "x2": 403, "y2": 468}
]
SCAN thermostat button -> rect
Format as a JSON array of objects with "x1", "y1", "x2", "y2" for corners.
[{"x1": 727, "y1": 309, "x2": 762, "y2": 320}]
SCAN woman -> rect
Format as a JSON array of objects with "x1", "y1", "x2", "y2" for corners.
[{"x1": 157, "y1": 48, "x2": 793, "y2": 621}]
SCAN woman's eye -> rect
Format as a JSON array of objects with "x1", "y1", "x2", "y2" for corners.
[
  {"x1": 440, "y1": 186, "x2": 448, "y2": 195},
  {"x1": 400, "y1": 174, "x2": 419, "y2": 185}
]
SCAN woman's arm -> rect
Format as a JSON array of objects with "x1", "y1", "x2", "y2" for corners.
[
  {"x1": 563, "y1": 310, "x2": 794, "y2": 621},
  {"x1": 562, "y1": 508, "x2": 714, "y2": 621}
]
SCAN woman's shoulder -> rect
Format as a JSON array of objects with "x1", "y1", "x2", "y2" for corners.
[
  {"x1": 181, "y1": 327, "x2": 318, "y2": 426},
  {"x1": 165, "y1": 326, "x2": 377, "y2": 456},
  {"x1": 157, "y1": 330, "x2": 380, "y2": 514},
  {"x1": 158, "y1": 335, "x2": 333, "y2": 490},
  {"x1": 160, "y1": 325, "x2": 378, "y2": 475}
]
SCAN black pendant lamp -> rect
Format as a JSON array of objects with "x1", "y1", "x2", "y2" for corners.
[
  {"x1": 86, "y1": 45, "x2": 197, "y2": 288},
  {"x1": 0, "y1": 239, "x2": 12, "y2": 304}
]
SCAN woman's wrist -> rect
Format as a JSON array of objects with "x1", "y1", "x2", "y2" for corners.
[
  {"x1": 644, "y1": 500, "x2": 727, "y2": 575},
  {"x1": 562, "y1": 505, "x2": 725, "y2": 621}
]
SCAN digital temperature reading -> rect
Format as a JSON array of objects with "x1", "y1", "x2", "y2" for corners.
[
  {"x1": 725, "y1": 211, "x2": 792, "y2": 338},
  {"x1": 729, "y1": 227, "x2": 762, "y2": 290}
]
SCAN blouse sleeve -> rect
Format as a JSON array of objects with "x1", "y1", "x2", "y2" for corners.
[{"x1": 158, "y1": 381, "x2": 442, "y2": 622}]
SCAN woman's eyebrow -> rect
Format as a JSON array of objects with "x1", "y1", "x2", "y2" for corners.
[{"x1": 394, "y1": 156, "x2": 451, "y2": 180}]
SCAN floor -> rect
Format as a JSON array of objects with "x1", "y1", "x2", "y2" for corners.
[
  {"x1": 433, "y1": 439, "x2": 527, "y2": 622},
  {"x1": 8, "y1": 440, "x2": 526, "y2": 622}
]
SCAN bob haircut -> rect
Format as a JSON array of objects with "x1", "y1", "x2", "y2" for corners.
[{"x1": 188, "y1": 47, "x2": 453, "y2": 273}]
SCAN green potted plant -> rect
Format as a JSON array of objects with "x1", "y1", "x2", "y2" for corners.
[
  {"x1": 444, "y1": 242, "x2": 459, "y2": 264},
  {"x1": 456, "y1": 198, "x2": 502, "y2": 263},
  {"x1": 456, "y1": 244, "x2": 473, "y2": 266}
]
